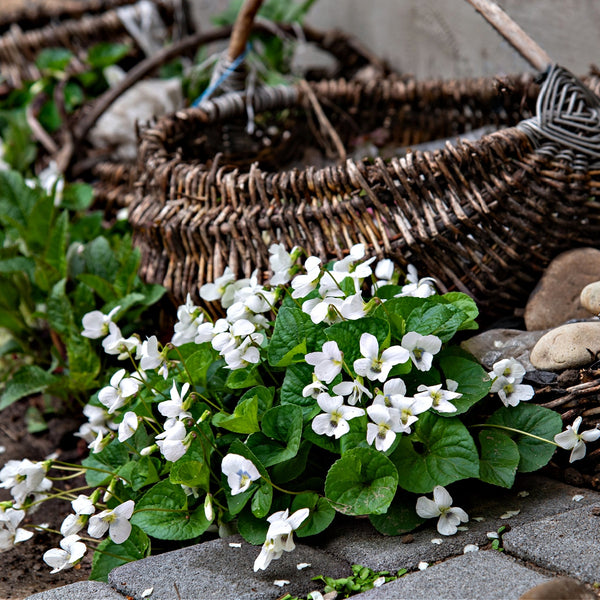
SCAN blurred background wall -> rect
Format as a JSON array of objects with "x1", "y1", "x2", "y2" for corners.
[{"x1": 189, "y1": 0, "x2": 600, "y2": 78}]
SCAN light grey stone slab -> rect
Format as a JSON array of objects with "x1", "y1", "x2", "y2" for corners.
[
  {"x1": 351, "y1": 551, "x2": 550, "y2": 600},
  {"x1": 318, "y1": 474, "x2": 600, "y2": 571},
  {"x1": 109, "y1": 535, "x2": 350, "y2": 600},
  {"x1": 503, "y1": 502, "x2": 600, "y2": 584},
  {"x1": 24, "y1": 580, "x2": 126, "y2": 600}
]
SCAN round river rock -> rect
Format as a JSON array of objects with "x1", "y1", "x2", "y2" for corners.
[
  {"x1": 530, "y1": 321, "x2": 600, "y2": 371},
  {"x1": 524, "y1": 248, "x2": 600, "y2": 331},
  {"x1": 580, "y1": 281, "x2": 600, "y2": 316}
]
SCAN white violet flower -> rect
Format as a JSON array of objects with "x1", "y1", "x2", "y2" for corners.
[
  {"x1": 366, "y1": 404, "x2": 402, "y2": 452},
  {"x1": 43, "y1": 535, "x2": 87, "y2": 573},
  {"x1": 291, "y1": 256, "x2": 322, "y2": 299},
  {"x1": 102, "y1": 322, "x2": 139, "y2": 360},
  {"x1": 269, "y1": 243, "x2": 298, "y2": 286},
  {"x1": 0, "y1": 507, "x2": 33, "y2": 552},
  {"x1": 374, "y1": 258, "x2": 395, "y2": 287},
  {"x1": 253, "y1": 508, "x2": 310, "y2": 571},
  {"x1": 221, "y1": 454, "x2": 261, "y2": 495},
  {"x1": 311, "y1": 393, "x2": 365, "y2": 439},
  {"x1": 302, "y1": 292, "x2": 345, "y2": 325},
  {"x1": 388, "y1": 394, "x2": 432, "y2": 434},
  {"x1": 117, "y1": 411, "x2": 139, "y2": 443},
  {"x1": 60, "y1": 494, "x2": 96, "y2": 537},
  {"x1": 554, "y1": 416, "x2": 600, "y2": 462},
  {"x1": 200, "y1": 267, "x2": 236, "y2": 302},
  {"x1": 489, "y1": 358, "x2": 526, "y2": 384},
  {"x1": 140, "y1": 336, "x2": 169, "y2": 378},
  {"x1": 414, "y1": 383, "x2": 460, "y2": 413},
  {"x1": 81, "y1": 305, "x2": 120, "y2": 339},
  {"x1": 416, "y1": 485, "x2": 469, "y2": 535},
  {"x1": 88, "y1": 500, "x2": 135, "y2": 544},
  {"x1": 332, "y1": 378, "x2": 372, "y2": 406},
  {"x1": 302, "y1": 375, "x2": 328, "y2": 399},
  {"x1": 172, "y1": 294, "x2": 204, "y2": 346},
  {"x1": 353, "y1": 333, "x2": 409, "y2": 382},
  {"x1": 305, "y1": 341, "x2": 344, "y2": 384},
  {"x1": 398, "y1": 265, "x2": 437, "y2": 298},
  {"x1": 401, "y1": 331, "x2": 442, "y2": 372},
  {"x1": 374, "y1": 378, "x2": 407, "y2": 407},
  {"x1": 98, "y1": 369, "x2": 140, "y2": 414},
  {"x1": 156, "y1": 420, "x2": 188, "y2": 462},
  {"x1": 0, "y1": 459, "x2": 52, "y2": 507},
  {"x1": 158, "y1": 382, "x2": 191, "y2": 422},
  {"x1": 491, "y1": 376, "x2": 534, "y2": 407}
]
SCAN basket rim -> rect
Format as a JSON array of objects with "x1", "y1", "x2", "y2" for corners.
[
  {"x1": 136, "y1": 72, "x2": 540, "y2": 187},
  {"x1": 136, "y1": 68, "x2": 600, "y2": 196}
]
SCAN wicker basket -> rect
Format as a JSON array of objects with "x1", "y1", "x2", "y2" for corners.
[
  {"x1": 129, "y1": 66, "x2": 600, "y2": 320},
  {"x1": 0, "y1": 0, "x2": 144, "y2": 36},
  {"x1": 0, "y1": 0, "x2": 189, "y2": 218},
  {"x1": 70, "y1": 22, "x2": 391, "y2": 216},
  {"x1": 0, "y1": 0, "x2": 183, "y2": 91}
]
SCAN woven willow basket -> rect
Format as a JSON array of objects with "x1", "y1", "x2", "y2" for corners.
[
  {"x1": 0, "y1": 0, "x2": 186, "y2": 216},
  {"x1": 0, "y1": 0, "x2": 181, "y2": 90},
  {"x1": 79, "y1": 23, "x2": 391, "y2": 216},
  {"x1": 130, "y1": 65, "x2": 600, "y2": 319}
]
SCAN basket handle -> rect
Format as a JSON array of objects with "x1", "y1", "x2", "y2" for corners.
[
  {"x1": 465, "y1": 0, "x2": 552, "y2": 71},
  {"x1": 227, "y1": 0, "x2": 263, "y2": 61}
]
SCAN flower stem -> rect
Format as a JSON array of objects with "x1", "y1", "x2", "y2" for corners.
[
  {"x1": 264, "y1": 478, "x2": 318, "y2": 496},
  {"x1": 471, "y1": 423, "x2": 560, "y2": 447}
]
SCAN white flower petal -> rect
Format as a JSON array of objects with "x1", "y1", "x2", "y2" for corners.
[
  {"x1": 415, "y1": 496, "x2": 440, "y2": 519},
  {"x1": 432, "y1": 485, "x2": 453, "y2": 509}
]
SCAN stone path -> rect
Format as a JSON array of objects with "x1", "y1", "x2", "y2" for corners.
[{"x1": 24, "y1": 474, "x2": 600, "y2": 600}]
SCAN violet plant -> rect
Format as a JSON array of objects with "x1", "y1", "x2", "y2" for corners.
[{"x1": 0, "y1": 242, "x2": 585, "y2": 581}]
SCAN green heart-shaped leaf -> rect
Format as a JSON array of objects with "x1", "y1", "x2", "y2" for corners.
[
  {"x1": 478, "y1": 429, "x2": 520, "y2": 488},
  {"x1": 485, "y1": 404, "x2": 562, "y2": 472},
  {"x1": 325, "y1": 447, "x2": 398, "y2": 515},
  {"x1": 391, "y1": 412, "x2": 479, "y2": 493}
]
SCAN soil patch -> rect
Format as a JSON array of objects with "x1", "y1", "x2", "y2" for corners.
[{"x1": 0, "y1": 399, "x2": 92, "y2": 600}]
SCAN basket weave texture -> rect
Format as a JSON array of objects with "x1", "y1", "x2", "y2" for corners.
[
  {"x1": 129, "y1": 67, "x2": 600, "y2": 319},
  {"x1": 0, "y1": 0, "x2": 178, "y2": 90}
]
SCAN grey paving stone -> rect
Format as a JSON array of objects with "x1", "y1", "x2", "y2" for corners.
[
  {"x1": 351, "y1": 551, "x2": 550, "y2": 600},
  {"x1": 108, "y1": 534, "x2": 350, "y2": 600},
  {"x1": 503, "y1": 501, "x2": 600, "y2": 584},
  {"x1": 24, "y1": 580, "x2": 126, "y2": 600},
  {"x1": 318, "y1": 474, "x2": 599, "y2": 571}
]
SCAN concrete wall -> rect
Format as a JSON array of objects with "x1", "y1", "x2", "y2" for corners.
[{"x1": 188, "y1": 0, "x2": 600, "y2": 78}]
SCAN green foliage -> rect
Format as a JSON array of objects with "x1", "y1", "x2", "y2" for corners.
[
  {"x1": 90, "y1": 525, "x2": 150, "y2": 582},
  {"x1": 325, "y1": 448, "x2": 398, "y2": 516},
  {"x1": 312, "y1": 564, "x2": 406, "y2": 597},
  {"x1": 182, "y1": 0, "x2": 317, "y2": 102},
  {"x1": 485, "y1": 404, "x2": 562, "y2": 472},
  {"x1": 0, "y1": 41, "x2": 134, "y2": 174},
  {"x1": 130, "y1": 480, "x2": 212, "y2": 540},
  {"x1": 0, "y1": 168, "x2": 164, "y2": 411},
  {"x1": 391, "y1": 412, "x2": 480, "y2": 494}
]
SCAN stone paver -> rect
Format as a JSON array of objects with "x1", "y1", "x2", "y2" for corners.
[
  {"x1": 25, "y1": 581, "x2": 126, "y2": 600},
  {"x1": 108, "y1": 535, "x2": 350, "y2": 600},
  {"x1": 23, "y1": 475, "x2": 600, "y2": 600},
  {"x1": 503, "y1": 502, "x2": 600, "y2": 584},
  {"x1": 352, "y1": 551, "x2": 550, "y2": 600},
  {"x1": 318, "y1": 474, "x2": 599, "y2": 571}
]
